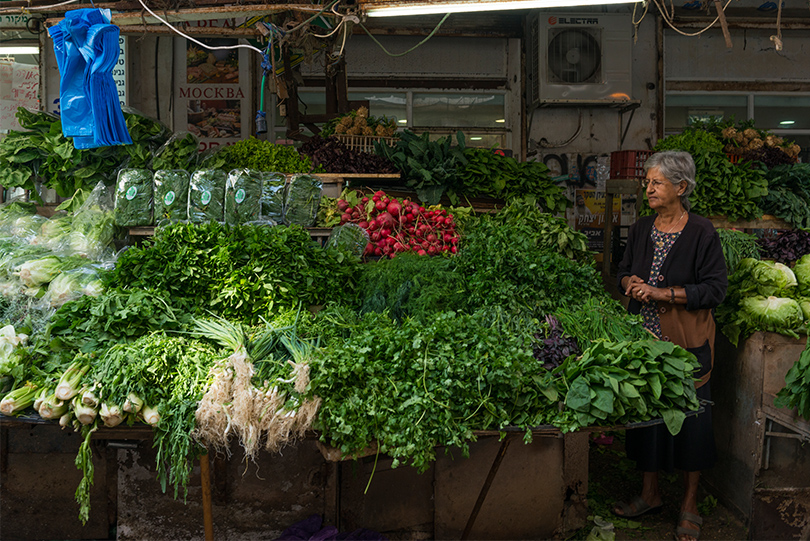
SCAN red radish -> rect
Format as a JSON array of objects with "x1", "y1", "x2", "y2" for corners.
[
  {"x1": 427, "y1": 245, "x2": 437, "y2": 255},
  {"x1": 341, "y1": 212, "x2": 352, "y2": 223},
  {"x1": 375, "y1": 200, "x2": 387, "y2": 211},
  {"x1": 371, "y1": 231, "x2": 381, "y2": 242},
  {"x1": 381, "y1": 228, "x2": 392, "y2": 238},
  {"x1": 443, "y1": 233, "x2": 454, "y2": 243},
  {"x1": 383, "y1": 197, "x2": 390, "y2": 205},
  {"x1": 359, "y1": 221, "x2": 369, "y2": 229},
  {"x1": 417, "y1": 249, "x2": 427, "y2": 256},
  {"x1": 368, "y1": 219, "x2": 380, "y2": 231},
  {"x1": 427, "y1": 233, "x2": 437, "y2": 243},
  {"x1": 361, "y1": 196, "x2": 369, "y2": 204},
  {"x1": 451, "y1": 246, "x2": 457, "y2": 254},
  {"x1": 387, "y1": 201, "x2": 402, "y2": 217},
  {"x1": 337, "y1": 200, "x2": 350, "y2": 211}
]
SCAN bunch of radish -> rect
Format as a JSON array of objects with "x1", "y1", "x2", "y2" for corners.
[{"x1": 337, "y1": 190, "x2": 459, "y2": 258}]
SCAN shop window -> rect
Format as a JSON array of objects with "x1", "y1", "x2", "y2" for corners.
[
  {"x1": 664, "y1": 94, "x2": 748, "y2": 132},
  {"x1": 412, "y1": 92, "x2": 504, "y2": 128},
  {"x1": 754, "y1": 95, "x2": 810, "y2": 131},
  {"x1": 271, "y1": 89, "x2": 506, "y2": 148},
  {"x1": 665, "y1": 92, "x2": 810, "y2": 162}
]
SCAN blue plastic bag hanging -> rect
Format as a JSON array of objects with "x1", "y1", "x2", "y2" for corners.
[{"x1": 48, "y1": 8, "x2": 131, "y2": 149}]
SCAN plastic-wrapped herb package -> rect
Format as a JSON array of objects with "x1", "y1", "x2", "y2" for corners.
[
  {"x1": 224, "y1": 169, "x2": 262, "y2": 224},
  {"x1": 153, "y1": 170, "x2": 190, "y2": 223},
  {"x1": 188, "y1": 169, "x2": 226, "y2": 223},
  {"x1": 327, "y1": 223, "x2": 369, "y2": 257},
  {"x1": 260, "y1": 172, "x2": 287, "y2": 224},
  {"x1": 284, "y1": 174, "x2": 322, "y2": 226},
  {"x1": 114, "y1": 168, "x2": 154, "y2": 227}
]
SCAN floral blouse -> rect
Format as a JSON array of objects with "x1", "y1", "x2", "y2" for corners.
[{"x1": 640, "y1": 225, "x2": 681, "y2": 338}]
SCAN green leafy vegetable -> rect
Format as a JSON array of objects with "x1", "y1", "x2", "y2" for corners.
[
  {"x1": 188, "y1": 169, "x2": 226, "y2": 223},
  {"x1": 114, "y1": 169, "x2": 154, "y2": 227}
]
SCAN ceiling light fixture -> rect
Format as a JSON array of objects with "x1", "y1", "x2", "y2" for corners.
[
  {"x1": 495, "y1": 118, "x2": 505, "y2": 123},
  {"x1": 779, "y1": 120, "x2": 795, "y2": 126},
  {"x1": 0, "y1": 46, "x2": 39, "y2": 55},
  {"x1": 470, "y1": 136, "x2": 483, "y2": 140},
  {"x1": 364, "y1": 0, "x2": 639, "y2": 17},
  {"x1": 398, "y1": 119, "x2": 408, "y2": 123}
]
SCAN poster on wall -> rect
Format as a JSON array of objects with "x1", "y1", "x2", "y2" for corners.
[
  {"x1": 574, "y1": 189, "x2": 621, "y2": 252},
  {"x1": 0, "y1": 61, "x2": 39, "y2": 134},
  {"x1": 174, "y1": 23, "x2": 252, "y2": 154}
]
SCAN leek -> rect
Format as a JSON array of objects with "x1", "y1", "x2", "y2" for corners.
[
  {"x1": 56, "y1": 361, "x2": 89, "y2": 401},
  {"x1": 0, "y1": 382, "x2": 39, "y2": 415}
]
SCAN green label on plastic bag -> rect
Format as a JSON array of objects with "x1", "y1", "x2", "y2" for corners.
[
  {"x1": 235, "y1": 188, "x2": 246, "y2": 204},
  {"x1": 164, "y1": 191, "x2": 176, "y2": 206},
  {"x1": 126, "y1": 186, "x2": 138, "y2": 200},
  {"x1": 200, "y1": 190, "x2": 212, "y2": 205}
]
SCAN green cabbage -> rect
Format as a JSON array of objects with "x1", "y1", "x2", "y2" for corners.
[
  {"x1": 734, "y1": 258, "x2": 797, "y2": 297},
  {"x1": 794, "y1": 254, "x2": 810, "y2": 296},
  {"x1": 740, "y1": 295, "x2": 804, "y2": 338}
]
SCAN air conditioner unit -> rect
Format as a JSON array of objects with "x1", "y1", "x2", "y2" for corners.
[{"x1": 527, "y1": 13, "x2": 633, "y2": 106}]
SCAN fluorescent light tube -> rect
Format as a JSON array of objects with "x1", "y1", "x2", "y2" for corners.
[
  {"x1": 366, "y1": 0, "x2": 640, "y2": 17},
  {"x1": 0, "y1": 46, "x2": 39, "y2": 55}
]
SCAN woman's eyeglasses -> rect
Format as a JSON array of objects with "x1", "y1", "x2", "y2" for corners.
[{"x1": 641, "y1": 178, "x2": 669, "y2": 189}]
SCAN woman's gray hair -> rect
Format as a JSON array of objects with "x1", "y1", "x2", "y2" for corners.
[{"x1": 643, "y1": 150, "x2": 696, "y2": 211}]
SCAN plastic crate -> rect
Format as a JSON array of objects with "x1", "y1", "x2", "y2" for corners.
[
  {"x1": 334, "y1": 134, "x2": 395, "y2": 154},
  {"x1": 609, "y1": 150, "x2": 654, "y2": 180}
]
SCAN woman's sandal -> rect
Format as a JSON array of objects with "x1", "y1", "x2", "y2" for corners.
[
  {"x1": 674, "y1": 511, "x2": 703, "y2": 541},
  {"x1": 613, "y1": 495, "x2": 664, "y2": 518}
]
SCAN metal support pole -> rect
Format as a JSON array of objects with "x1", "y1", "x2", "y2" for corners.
[{"x1": 461, "y1": 435, "x2": 514, "y2": 540}]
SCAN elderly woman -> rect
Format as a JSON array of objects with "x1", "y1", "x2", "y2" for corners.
[{"x1": 614, "y1": 151, "x2": 727, "y2": 541}]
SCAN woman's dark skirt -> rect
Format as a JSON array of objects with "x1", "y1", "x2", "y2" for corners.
[{"x1": 625, "y1": 382, "x2": 716, "y2": 473}]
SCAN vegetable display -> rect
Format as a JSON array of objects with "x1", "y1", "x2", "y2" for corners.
[
  {"x1": 334, "y1": 189, "x2": 460, "y2": 258},
  {"x1": 758, "y1": 164, "x2": 810, "y2": 229},
  {"x1": 0, "y1": 108, "x2": 170, "y2": 201},
  {"x1": 201, "y1": 137, "x2": 313, "y2": 173},
  {"x1": 0, "y1": 146, "x2": 708, "y2": 528},
  {"x1": 374, "y1": 130, "x2": 468, "y2": 205},
  {"x1": 458, "y1": 148, "x2": 570, "y2": 212},
  {"x1": 717, "y1": 257, "x2": 810, "y2": 345},
  {"x1": 757, "y1": 229, "x2": 810, "y2": 264},
  {"x1": 299, "y1": 135, "x2": 397, "y2": 174},
  {"x1": 717, "y1": 228, "x2": 760, "y2": 274}
]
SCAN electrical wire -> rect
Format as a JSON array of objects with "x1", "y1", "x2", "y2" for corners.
[
  {"x1": 357, "y1": 13, "x2": 450, "y2": 57},
  {"x1": 135, "y1": 0, "x2": 265, "y2": 56},
  {"x1": 651, "y1": 0, "x2": 735, "y2": 38}
]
